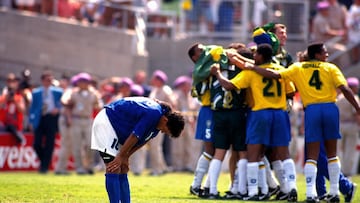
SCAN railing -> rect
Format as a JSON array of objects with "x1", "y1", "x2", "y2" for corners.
[{"x1": 177, "y1": 0, "x2": 310, "y2": 42}]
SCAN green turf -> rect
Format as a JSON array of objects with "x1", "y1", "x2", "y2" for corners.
[{"x1": 0, "y1": 171, "x2": 358, "y2": 202}]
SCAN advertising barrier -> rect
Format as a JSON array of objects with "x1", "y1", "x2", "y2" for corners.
[{"x1": 0, "y1": 133, "x2": 73, "y2": 171}]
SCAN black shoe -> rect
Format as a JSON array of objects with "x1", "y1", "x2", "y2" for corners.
[
  {"x1": 259, "y1": 192, "x2": 270, "y2": 201},
  {"x1": 243, "y1": 194, "x2": 259, "y2": 201},
  {"x1": 276, "y1": 191, "x2": 289, "y2": 200},
  {"x1": 87, "y1": 169, "x2": 94, "y2": 175},
  {"x1": 326, "y1": 194, "x2": 340, "y2": 203},
  {"x1": 269, "y1": 186, "x2": 280, "y2": 197},
  {"x1": 223, "y1": 191, "x2": 238, "y2": 199},
  {"x1": 206, "y1": 193, "x2": 222, "y2": 200},
  {"x1": 345, "y1": 183, "x2": 357, "y2": 202},
  {"x1": 288, "y1": 189, "x2": 298, "y2": 202},
  {"x1": 319, "y1": 194, "x2": 328, "y2": 201},
  {"x1": 306, "y1": 196, "x2": 320, "y2": 203},
  {"x1": 189, "y1": 186, "x2": 201, "y2": 196},
  {"x1": 198, "y1": 187, "x2": 209, "y2": 198}
]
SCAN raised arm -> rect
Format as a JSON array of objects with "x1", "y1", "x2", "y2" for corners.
[{"x1": 226, "y1": 49, "x2": 255, "y2": 69}]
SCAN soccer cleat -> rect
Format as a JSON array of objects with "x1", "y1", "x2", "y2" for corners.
[
  {"x1": 319, "y1": 194, "x2": 328, "y2": 201},
  {"x1": 306, "y1": 196, "x2": 320, "y2": 203},
  {"x1": 326, "y1": 194, "x2": 340, "y2": 203},
  {"x1": 198, "y1": 187, "x2": 209, "y2": 198},
  {"x1": 269, "y1": 185, "x2": 280, "y2": 197},
  {"x1": 287, "y1": 189, "x2": 298, "y2": 202},
  {"x1": 345, "y1": 183, "x2": 357, "y2": 203},
  {"x1": 189, "y1": 186, "x2": 201, "y2": 196},
  {"x1": 222, "y1": 191, "x2": 238, "y2": 199},
  {"x1": 205, "y1": 193, "x2": 222, "y2": 200},
  {"x1": 243, "y1": 194, "x2": 259, "y2": 201},
  {"x1": 276, "y1": 191, "x2": 289, "y2": 200},
  {"x1": 258, "y1": 192, "x2": 270, "y2": 201}
]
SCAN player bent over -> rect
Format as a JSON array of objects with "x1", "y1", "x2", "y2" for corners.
[{"x1": 91, "y1": 96, "x2": 185, "y2": 203}]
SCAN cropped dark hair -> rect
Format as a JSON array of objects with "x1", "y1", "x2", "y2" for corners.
[
  {"x1": 307, "y1": 43, "x2": 324, "y2": 60},
  {"x1": 256, "y1": 43, "x2": 273, "y2": 63},
  {"x1": 166, "y1": 111, "x2": 185, "y2": 138},
  {"x1": 187, "y1": 43, "x2": 200, "y2": 63}
]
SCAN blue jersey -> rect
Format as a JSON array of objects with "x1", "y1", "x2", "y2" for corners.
[{"x1": 105, "y1": 97, "x2": 163, "y2": 147}]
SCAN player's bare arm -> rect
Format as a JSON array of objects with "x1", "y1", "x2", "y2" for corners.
[
  {"x1": 210, "y1": 63, "x2": 237, "y2": 91},
  {"x1": 252, "y1": 66, "x2": 281, "y2": 79},
  {"x1": 226, "y1": 49, "x2": 255, "y2": 69},
  {"x1": 338, "y1": 85, "x2": 360, "y2": 115},
  {"x1": 108, "y1": 134, "x2": 139, "y2": 173}
]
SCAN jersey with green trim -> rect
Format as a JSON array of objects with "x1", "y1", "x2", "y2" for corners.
[
  {"x1": 279, "y1": 61, "x2": 346, "y2": 107},
  {"x1": 231, "y1": 63, "x2": 295, "y2": 111},
  {"x1": 210, "y1": 64, "x2": 247, "y2": 110}
]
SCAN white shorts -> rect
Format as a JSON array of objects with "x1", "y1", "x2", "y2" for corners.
[{"x1": 91, "y1": 109, "x2": 120, "y2": 157}]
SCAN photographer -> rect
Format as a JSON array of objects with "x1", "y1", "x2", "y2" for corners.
[{"x1": 0, "y1": 73, "x2": 26, "y2": 145}]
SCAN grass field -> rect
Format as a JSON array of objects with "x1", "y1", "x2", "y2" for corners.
[{"x1": 0, "y1": 171, "x2": 359, "y2": 203}]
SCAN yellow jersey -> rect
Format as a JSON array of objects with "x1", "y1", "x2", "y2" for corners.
[
  {"x1": 279, "y1": 61, "x2": 347, "y2": 107},
  {"x1": 231, "y1": 63, "x2": 295, "y2": 111}
]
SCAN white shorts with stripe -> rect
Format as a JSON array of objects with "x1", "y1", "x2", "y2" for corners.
[{"x1": 91, "y1": 108, "x2": 120, "y2": 157}]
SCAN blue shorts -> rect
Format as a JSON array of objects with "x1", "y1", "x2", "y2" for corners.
[
  {"x1": 304, "y1": 103, "x2": 341, "y2": 143},
  {"x1": 195, "y1": 106, "x2": 213, "y2": 142},
  {"x1": 246, "y1": 109, "x2": 291, "y2": 146}
]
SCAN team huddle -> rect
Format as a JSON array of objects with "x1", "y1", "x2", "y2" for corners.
[
  {"x1": 89, "y1": 23, "x2": 359, "y2": 203},
  {"x1": 186, "y1": 23, "x2": 359, "y2": 203}
]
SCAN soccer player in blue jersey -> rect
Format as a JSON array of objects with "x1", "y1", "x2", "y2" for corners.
[{"x1": 91, "y1": 97, "x2": 185, "y2": 203}]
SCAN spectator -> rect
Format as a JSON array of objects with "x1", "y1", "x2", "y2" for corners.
[
  {"x1": 147, "y1": 69, "x2": 176, "y2": 175},
  {"x1": 311, "y1": 1, "x2": 349, "y2": 68},
  {"x1": 54, "y1": 74, "x2": 73, "y2": 175},
  {"x1": 62, "y1": 72, "x2": 103, "y2": 174},
  {"x1": 185, "y1": 0, "x2": 216, "y2": 33},
  {"x1": 15, "y1": 0, "x2": 35, "y2": 11},
  {"x1": 29, "y1": 70, "x2": 63, "y2": 174},
  {"x1": 337, "y1": 77, "x2": 360, "y2": 177},
  {"x1": 133, "y1": 70, "x2": 151, "y2": 97},
  {"x1": 110, "y1": 77, "x2": 133, "y2": 102},
  {"x1": 18, "y1": 69, "x2": 33, "y2": 132},
  {"x1": 41, "y1": 0, "x2": 53, "y2": 15},
  {"x1": 346, "y1": 0, "x2": 360, "y2": 64},
  {"x1": 171, "y1": 75, "x2": 201, "y2": 172},
  {"x1": 0, "y1": 73, "x2": 26, "y2": 145}
]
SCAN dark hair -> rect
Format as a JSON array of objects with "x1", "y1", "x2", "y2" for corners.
[
  {"x1": 256, "y1": 43, "x2": 273, "y2": 63},
  {"x1": 187, "y1": 43, "x2": 200, "y2": 63},
  {"x1": 238, "y1": 47, "x2": 254, "y2": 60},
  {"x1": 166, "y1": 111, "x2": 185, "y2": 138},
  {"x1": 307, "y1": 43, "x2": 324, "y2": 60}
]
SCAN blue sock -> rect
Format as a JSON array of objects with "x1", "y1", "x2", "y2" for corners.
[
  {"x1": 119, "y1": 174, "x2": 131, "y2": 203},
  {"x1": 105, "y1": 173, "x2": 121, "y2": 203}
]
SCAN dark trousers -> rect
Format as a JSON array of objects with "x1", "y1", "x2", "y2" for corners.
[{"x1": 33, "y1": 114, "x2": 59, "y2": 172}]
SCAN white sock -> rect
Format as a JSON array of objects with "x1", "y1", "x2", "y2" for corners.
[
  {"x1": 191, "y1": 152, "x2": 212, "y2": 188},
  {"x1": 283, "y1": 158, "x2": 297, "y2": 191},
  {"x1": 259, "y1": 161, "x2": 268, "y2": 194},
  {"x1": 328, "y1": 156, "x2": 340, "y2": 195},
  {"x1": 272, "y1": 160, "x2": 288, "y2": 193},
  {"x1": 230, "y1": 168, "x2": 239, "y2": 194},
  {"x1": 263, "y1": 156, "x2": 279, "y2": 189},
  {"x1": 237, "y1": 159, "x2": 248, "y2": 195},
  {"x1": 304, "y1": 159, "x2": 317, "y2": 197},
  {"x1": 208, "y1": 159, "x2": 222, "y2": 195},
  {"x1": 247, "y1": 162, "x2": 259, "y2": 196}
]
